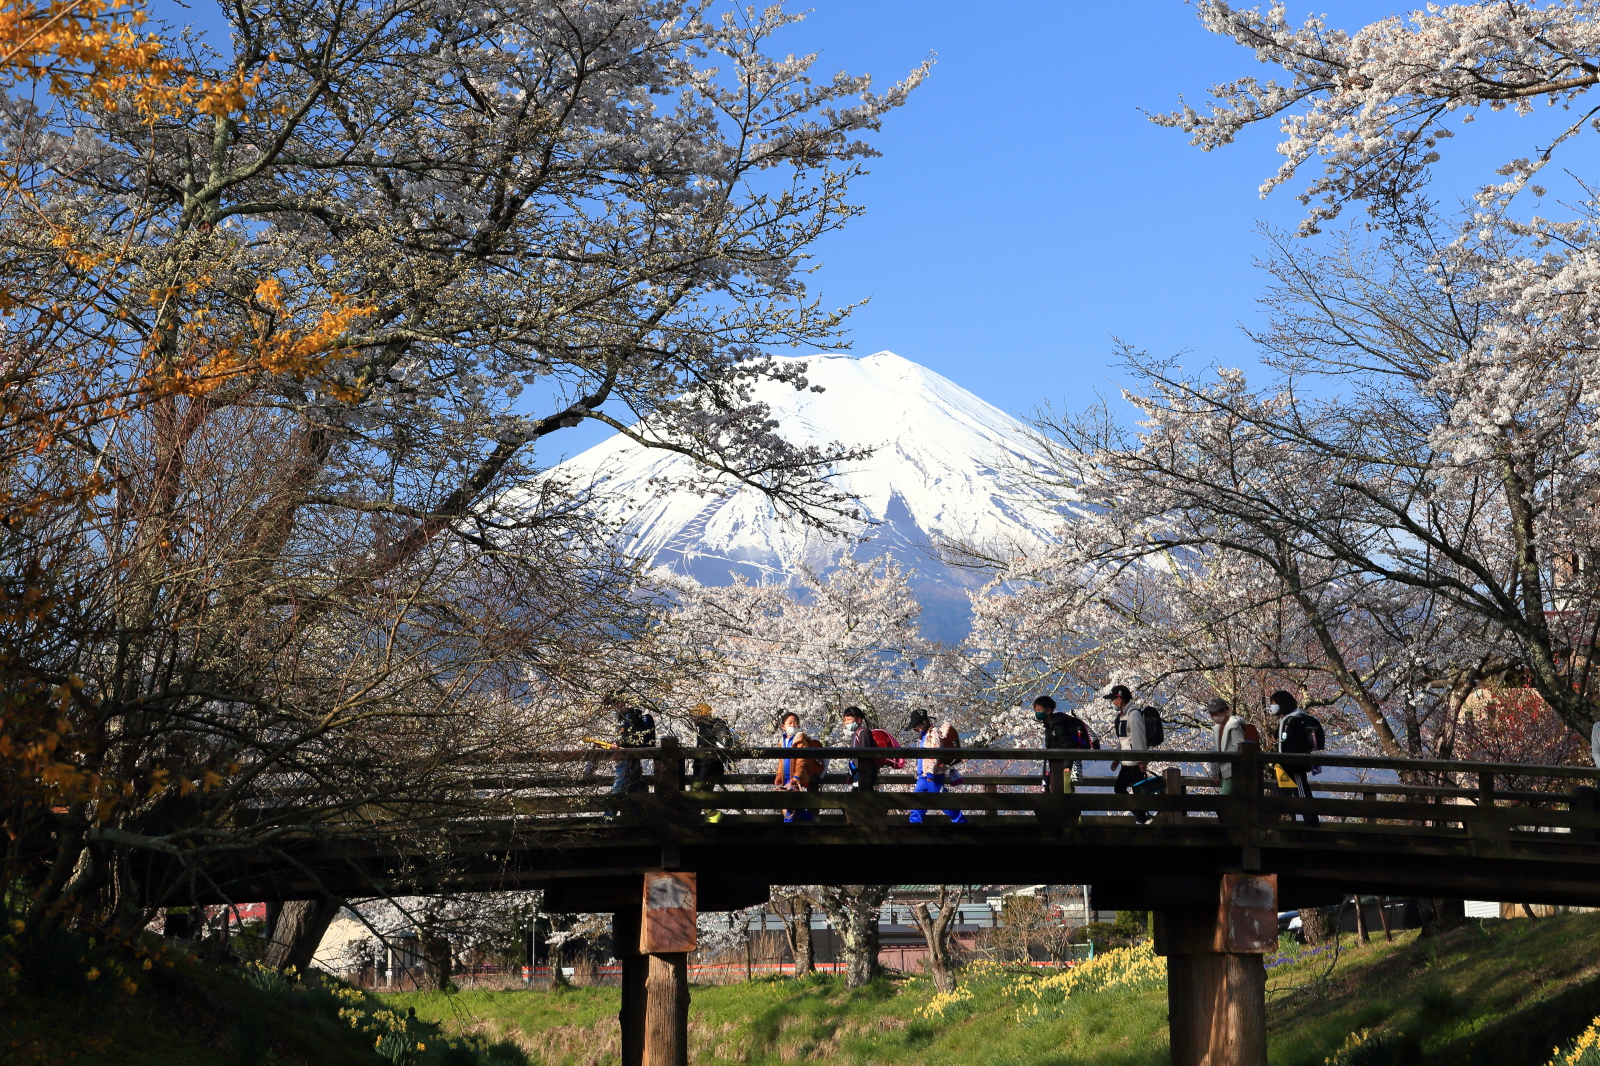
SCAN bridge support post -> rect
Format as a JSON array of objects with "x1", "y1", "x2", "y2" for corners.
[
  {"x1": 640, "y1": 871, "x2": 696, "y2": 1066},
  {"x1": 615, "y1": 909, "x2": 646, "y2": 1066},
  {"x1": 1155, "y1": 874, "x2": 1276, "y2": 1066},
  {"x1": 645, "y1": 952, "x2": 689, "y2": 1066}
]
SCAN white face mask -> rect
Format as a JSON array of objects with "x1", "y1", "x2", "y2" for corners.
[
  {"x1": 783, "y1": 725, "x2": 797, "y2": 735},
  {"x1": 1268, "y1": 703, "x2": 1280, "y2": 714}
]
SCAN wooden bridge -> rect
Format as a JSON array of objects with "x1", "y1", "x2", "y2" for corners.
[{"x1": 189, "y1": 741, "x2": 1600, "y2": 1066}]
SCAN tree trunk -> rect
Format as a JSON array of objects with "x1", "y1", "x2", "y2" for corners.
[
  {"x1": 1354, "y1": 897, "x2": 1370, "y2": 945},
  {"x1": 420, "y1": 931, "x2": 453, "y2": 991},
  {"x1": 264, "y1": 898, "x2": 342, "y2": 972},
  {"x1": 907, "y1": 887, "x2": 962, "y2": 993},
  {"x1": 813, "y1": 886, "x2": 889, "y2": 989},
  {"x1": 777, "y1": 896, "x2": 815, "y2": 977},
  {"x1": 1298, "y1": 905, "x2": 1332, "y2": 945}
]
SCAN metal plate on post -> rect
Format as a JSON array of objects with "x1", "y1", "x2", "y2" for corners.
[
  {"x1": 640, "y1": 871, "x2": 697, "y2": 954},
  {"x1": 1220, "y1": 873, "x2": 1277, "y2": 953}
]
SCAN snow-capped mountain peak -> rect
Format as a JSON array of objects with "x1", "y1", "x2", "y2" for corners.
[{"x1": 532, "y1": 351, "x2": 1074, "y2": 640}]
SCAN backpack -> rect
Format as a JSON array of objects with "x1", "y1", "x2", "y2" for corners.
[
  {"x1": 869, "y1": 728, "x2": 906, "y2": 769},
  {"x1": 1280, "y1": 712, "x2": 1325, "y2": 754},
  {"x1": 1240, "y1": 722, "x2": 1261, "y2": 745},
  {"x1": 1046, "y1": 713, "x2": 1093, "y2": 750},
  {"x1": 930, "y1": 722, "x2": 962, "y2": 767},
  {"x1": 1140, "y1": 705, "x2": 1164, "y2": 747}
]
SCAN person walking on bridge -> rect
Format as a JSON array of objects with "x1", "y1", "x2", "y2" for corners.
[
  {"x1": 1035, "y1": 695, "x2": 1094, "y2": 793},
  {"x1": 1207, "y1": 698, "x2": 1248, "y2": 795},
  {"x1": 840, "y1": 706, "x2": 878, "y2": 791},
  {"x1": 775, "y1": 711, "x2": 824, "y2": 823},
  {"x1": 1271, "y1": 691, "x2": 1323, "y2": 826},
  {"x1": 602, "y1": 694, "x2": 655, "y2": 821},
  {"x1": 689, "y1": 703, "x2": 736, "y2": 824},
  {"x1": 1107, "y1": 685, "x2": 1152, "y2": 824},
  {"x1": 905, "y1": 709, "x2": 967, "y2": 824}
]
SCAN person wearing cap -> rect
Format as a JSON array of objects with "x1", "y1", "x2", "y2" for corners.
[
  {"x1": 840, "y1": 706, "x2": 879, "y2": 790},
  {"x1": 1271, "y1": 690, "x2": 1322, "y2": 826},
  {"x1": 1206, "y1": 698, "x2": 1247, "y2": 795},
  {"x1": 688, "y1": 703, "x2": 736, "y2": 824},
  {"x1": 1106, "y1": 684, "x2": 1151, "y2": 824},
  {"x1": 775, "y1": 710, "x2": 824, "y2": 823},
  {"x1": 905, "y1": 709, "x2": 967, "y2": 825}
]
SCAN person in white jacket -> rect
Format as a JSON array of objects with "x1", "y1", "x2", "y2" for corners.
[
  {"x1": 1107, "y1": 684, "x2": 1151, "y2": 823},
  {"x1": 1207, "y1": 698, "x2": 1247, "y2": 795}
]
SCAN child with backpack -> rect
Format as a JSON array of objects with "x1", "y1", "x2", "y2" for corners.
[
  {"x1": 1034, "y1": 695, "x2": 1095, "y2": 792},
  {"x1": 1108, "y1": 685, "x2": 1164, "y2": 824},
  {"x1": 840, "y1": 706, "x2": 879, "y2": 790},
  {"x1": 904, "y1": 708, "x2": 967, "y2": 825},
  {"x1": 1271, "y1": 690, "x2": 1325, "y2": 825}
]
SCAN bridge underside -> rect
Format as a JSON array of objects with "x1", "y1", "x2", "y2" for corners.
[{"x1": 164, "y1": 815, "x2": 1600, "y2": 910}]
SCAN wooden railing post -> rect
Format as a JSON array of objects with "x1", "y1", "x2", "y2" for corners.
[
  {"x1": 1572, "y1": 784, "x2": 1598, "y2": 845},
  {"x1": 1236, "y1": 741, "x2": 1262, "y2": 871},
  {"x1": 1362, "y1": 791, "x2": 1379, "y2": 825},
  {"x1": 1160, "y1": 767, "x2": 1185, "y2": 826},
  {"x1": 654, "y1": 737, "x2": 684, "y2": 794},
  {"x1": 983, "y1": 782, "x2": 999, "y2": 819}
]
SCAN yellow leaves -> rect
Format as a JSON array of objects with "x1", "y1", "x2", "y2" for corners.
[
  {"x1": 201, "y1": 769, "x2": 223, "y2": 791},
  {"x1": 85, "y1": 966, "x2": 100, "y2": 980},
  {"x1": 144, "y1": 766, "x2": 168, "y2": 796}
]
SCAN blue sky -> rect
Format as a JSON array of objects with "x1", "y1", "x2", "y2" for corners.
[{"x1": 149, "y1": 0, "x2": 1587, "y2": 459}]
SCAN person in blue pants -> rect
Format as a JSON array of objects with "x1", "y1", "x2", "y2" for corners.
[{"x1": 905, "y1": 708, "x2": 967, "y2": 824}]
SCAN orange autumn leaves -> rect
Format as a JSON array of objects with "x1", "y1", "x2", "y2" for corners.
[{"x1": 0, "y1": 0, "x2": 369, "y2": 816}]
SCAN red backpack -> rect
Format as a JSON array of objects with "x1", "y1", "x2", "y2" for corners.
[{"x1": 869, "y1": 728, "x2": 906, "y2": 769}]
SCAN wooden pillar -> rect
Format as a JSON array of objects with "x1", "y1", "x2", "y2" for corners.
[
  {"x1": 1155, "y1": 874, "x2": 1275, "y2": 1066},
  {"x1": 646, "y1": 953, "x2": 688, "y2": 1066},
  {"x1": 641, "y1": 872, "x2": 696, "y2": 1066},
  {"x1": 616, "y1": 909, "x2": 646, "y2": 1066}
]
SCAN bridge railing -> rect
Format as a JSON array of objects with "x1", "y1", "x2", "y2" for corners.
[{"x1": 468, "y1": 741, "x2": 1600, "y2": 839}]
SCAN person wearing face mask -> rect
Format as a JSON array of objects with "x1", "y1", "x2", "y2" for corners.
[
  {"x1": 774, "y1": 711, "x2": 824, "y2": 823},
  {"x1": 1107, "y1": 684, "x2": 1156, "y2": 825},
  {"x1": 1270, "y1": 690, "x2": 1324, "y2": 825},
  {"x1": 1034, "y1": 695, "x2": 1094, "y2": 793}
]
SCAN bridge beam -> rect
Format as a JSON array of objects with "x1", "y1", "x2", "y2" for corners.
[{"x1": 1155, "y1": 873, "x2": 1277, "y2": 1066}]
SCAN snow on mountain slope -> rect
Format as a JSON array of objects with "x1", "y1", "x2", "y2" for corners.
[{"x1": 530, "y1": 351, "x2": 1076, "y2": 641}]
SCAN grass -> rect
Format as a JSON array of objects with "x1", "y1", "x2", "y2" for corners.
[
  {"x1": 10, "y1": 912, "x2": 1600, "y2": 1065},
  {"x1": 383, "y1": 913, "x2": 1600, "y2": 1066},
  {"x1": 1265, "y1": 911, "x2": 1600, "y2": 1066}
]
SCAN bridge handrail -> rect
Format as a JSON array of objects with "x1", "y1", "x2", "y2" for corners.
[{"x1": 534, "y1": 744, "x2": 1600, "y2": 780}]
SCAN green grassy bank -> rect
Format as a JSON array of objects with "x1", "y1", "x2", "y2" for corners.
[
  {"x1": 9, "y1": 912, "x2": 1600, "y2": 1065},
  {"x1": 387, "y1": 912, "x2": 1600, "y2": 1066}
]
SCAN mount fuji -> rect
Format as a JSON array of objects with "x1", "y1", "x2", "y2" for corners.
[{"x1": 538, "y1": 352, "x2": 1076, "y2": 642}]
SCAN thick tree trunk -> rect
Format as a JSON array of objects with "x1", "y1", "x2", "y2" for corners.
[
  {"x1": 421, "y1": 931, "x2": 453, "y2": 991},
  {"x1": 1298, "y1": 905, "x2": 1332, "y2": 945},
  {"x1": 264, "y1": 898, "x2": 342, "y2": 972},
  {"x1": 813, "y1": 886, "x2": 889, "y2": 989}
]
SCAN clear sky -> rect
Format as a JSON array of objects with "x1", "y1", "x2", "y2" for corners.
[{"x1": 147, "y1": 0, "x2": 1584, "y2": 460}]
